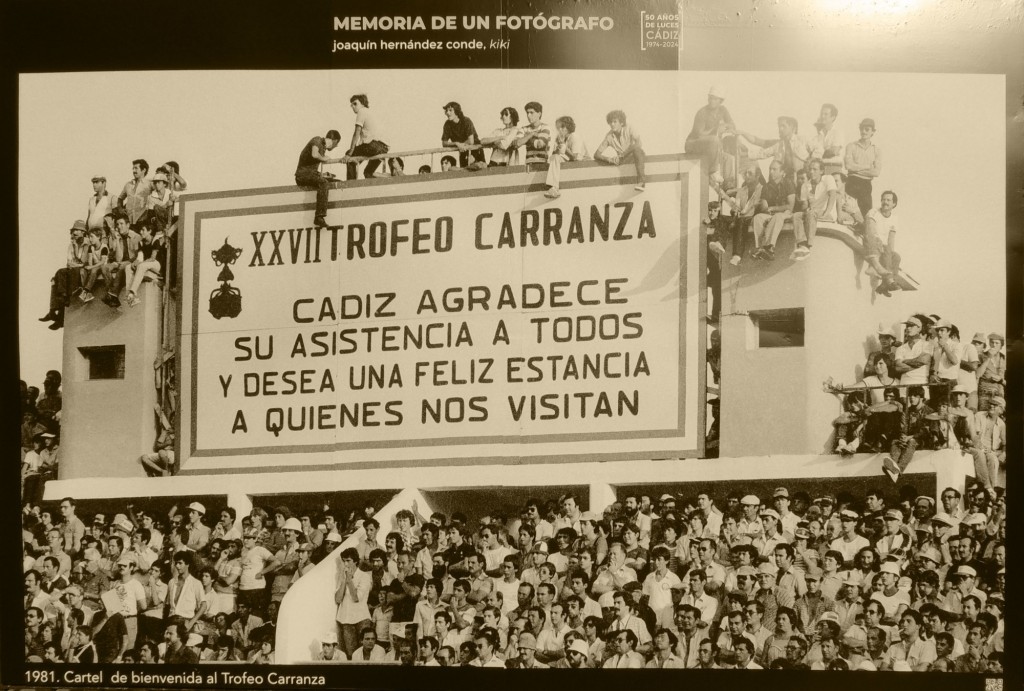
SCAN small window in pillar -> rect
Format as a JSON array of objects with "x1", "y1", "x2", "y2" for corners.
[
  {"x1": 750, "y1": 308, "x2": 804, "y2": 348},
  {"x1": 79, "y1": 345, "x2": 126, "y2": 380}
]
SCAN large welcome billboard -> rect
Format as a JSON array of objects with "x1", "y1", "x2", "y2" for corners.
[{"x1": 177, "y1": 156, "x2": 705, "y2": 474}]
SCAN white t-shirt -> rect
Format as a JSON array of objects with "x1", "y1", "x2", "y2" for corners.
[
  {"x1": 933, "y1": 340, "x2": 964, "y2": 380},
  {"x1": 800, "y1": 175, "x2": 838, "y2": 221},
  {"x1": 895, "y1": 338, "x2": 930, "y2": 385},
  {"x1": 355, "y1": 109, "x2": 384, "y2": 145},
  {"x1": 957, "y1": 342, "x2": 980, "y2": 393},
  {"x1": 642, "y1": 570, "x2": 682, "y2": 616},
  {"x1": 866, "y1": 208, "x2": 898, "y2": 241}
]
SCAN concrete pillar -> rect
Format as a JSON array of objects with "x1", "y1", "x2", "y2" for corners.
[
  {"x1": 589, "y1": 483, "x2": 617, "y2": 513},
  {"x1": 227, "y1": 490, "x2": 253, "y2": 527},
  {"x1": 932, "y1": 449, "x2": 974, "y2": 505}
]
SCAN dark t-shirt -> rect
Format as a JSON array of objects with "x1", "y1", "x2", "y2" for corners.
[
  {"x1": 296, "y1": 137, "x2": 326, "y2": 177},
  {"x1": 762, "y1": 178, "x2": 796, "y2": 209},
  {"x1": 441, "y1": 117, "x2": 485, "y2": 163},
  {"x1": 93, "y1": 613, "x2": 127, "y2": 662},
  {"x1": 444, "y1": 541, "x2": 476, "y2": 577},
  {"x1": 387, "y1": 580, "x2": 418, "y2": 623}
]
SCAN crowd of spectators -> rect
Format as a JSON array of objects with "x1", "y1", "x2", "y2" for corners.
[
  {"x1": 39, "y1": 160, "x2": 184, "y2": 329},
  {"x1": 20, "y1": 371, "x2": 63, "y2": 503},
  {"x1": 22, "y1": 485, "x2": 1004, "y2": 672},
  {"x1": 825, "y1": 315, "x2": 1006, "y2": 487}
]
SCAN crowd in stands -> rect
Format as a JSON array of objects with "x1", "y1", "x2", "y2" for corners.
[
  {"x1": 20, "y1": 371, "x2": 63, "y2": 503},
  {"x1": 825, "y1": 315, "x2": 1006, "y2": 487},
  {"x1": 22, "y1": 485, "x2": 1004, "y2": 672},
  {"x1": 39, "y1": 160, "x2": 184, "y2": 330}
]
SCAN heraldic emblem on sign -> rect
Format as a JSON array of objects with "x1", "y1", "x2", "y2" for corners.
[{"x1": 209, "y1": 238, "x2": 243, "y2": 319}]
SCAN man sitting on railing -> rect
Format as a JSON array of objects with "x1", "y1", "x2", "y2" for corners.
[
  {"x1": 515, "y1": 102, "x2": 552, "y2": 171},
  {"x1": 594, "y1": 110, "x2": 646, "y2": 192},
  {"x1": 882, "y1": 386, "x2": 934, "y2": 483},
  {"x1": 346, "y1": 94, "x2": 389, "y2": 180},
  {"x1": 442, "y1": 102, "x2": 486, "y2": 169},
  {"x1": 832, "y1": 390, "x2": 867, "y2": 455},
  {"x1": 750, "y1": 161, "x2": 795, "y2": 262},
  {"x1": 294, "y1": 129, "x2": 343, "y2": 229},
  {"x1": 865, "y1": 191, "x2": 901, "y2": 296},
  {"x1": 789, "y1": 159, "x2": 837, "y2": 261}
]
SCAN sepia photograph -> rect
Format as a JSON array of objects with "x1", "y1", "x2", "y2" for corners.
[{"x1": 5, "y1": 0, "x2": 1020, "y2": 689}]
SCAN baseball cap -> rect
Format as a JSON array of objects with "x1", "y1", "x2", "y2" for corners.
[
  {"x1": 904, "y1": 316, "x2": 923, "y2": 328},
  {"x1": 322, "y1": 631, "x2": 338, "y2": 645},
  {"x1": 963, "y1": 513, "x2": 988, "y2": 526},
  {"x1": 839, "y1": 509, "x2": 860, "y2": 521},
  {"x1": 859, "y1": 118, "x2": 876, "y2": 130},
  {"x1": 740, "y1": 495, "x2": 760, "y2": 506},
  {"x1": 659, "y1": 493, "x2": 675, "y2": 502},
  {"x1": 931, "y1": 512, "x2": 957, "y2": 527},
  {"x1": 580, "y1": 511, "x2": 600, "y2": 522},
  {"x1": 953, "y1": 565, "x2": 977, "y2": 578},
  {"x1": 187, "y1": 502, "x2": 206, "y2": 515},
  {"x1": 325, "y1": 531, "x2": 342, "y2": 542},
  {"x1": 759, "y1": 509, "x2": 781, "y2": 521},
  {"x1": 918, "y1": 546, "x2": 942, "y2": 564},
  {"x1": 91, "y1": 175, "x2": 106, "y2": 183},
  {"x1": 884, "y1": 509, "x2": 904, "y2": 522},
  {"x1": 794, "y1": 528, "x2": 811, "y2": 540},
  {"x1": 736, "y1": 565, "x2": 757, "y2": 577},
  {"x1": 772, "y1": 487, "x2": 789, "y2": 498},
  {"x1": 531, "y1": 542, "x2": 549, "y2": 554},
  {"x1": 282, "y1": 517, "x2": 302, "y2": 532}
]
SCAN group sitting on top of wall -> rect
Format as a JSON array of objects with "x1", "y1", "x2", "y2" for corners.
[
  {"x1": 39, "y1": 160, "x2": 186, "y2": 329},
  {"x1": 293, "y1": 94, "x2": 648, "y2": 230},
  {"x1": 697, "y1": 96, "x2": 899, "y2": 308},
  {"x1": 824, "y1": 315, "x2": 1006, "y2": 487}
]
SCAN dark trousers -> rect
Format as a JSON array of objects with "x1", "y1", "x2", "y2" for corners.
[
  {"x1": 346, "y1": 141, "x2": 389, "y2": 179},
  {"x1": 621, "y1": 145, "x2": 646, "y2": 184},
  {"x1": 49, "y1": 267, "x2": 83, "y2": 311},
  {"x1": 295, "y1": 171, "x2": 330, "y2": 223},
  {"x1": 730, "y1": 215, "x2": 753, "y2": 258},
  {"x1": 845, "y1": 176, "x2": 873, "y2": 217},
  {"x1": 890, "y1": 436, "x2": 918, "y2": 473},
  {"x1": 707, "y1": 251, "x2": 721, "y2": 320}
]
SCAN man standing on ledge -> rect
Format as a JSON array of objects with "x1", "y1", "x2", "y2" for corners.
[{"x1": 295, "y1": 129, "x2": 342, "y2": 229}]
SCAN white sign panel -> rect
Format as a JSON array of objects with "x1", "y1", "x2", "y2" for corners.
[{"x1": 179, "y1": 157, "x2": 704, "y2": 472}]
